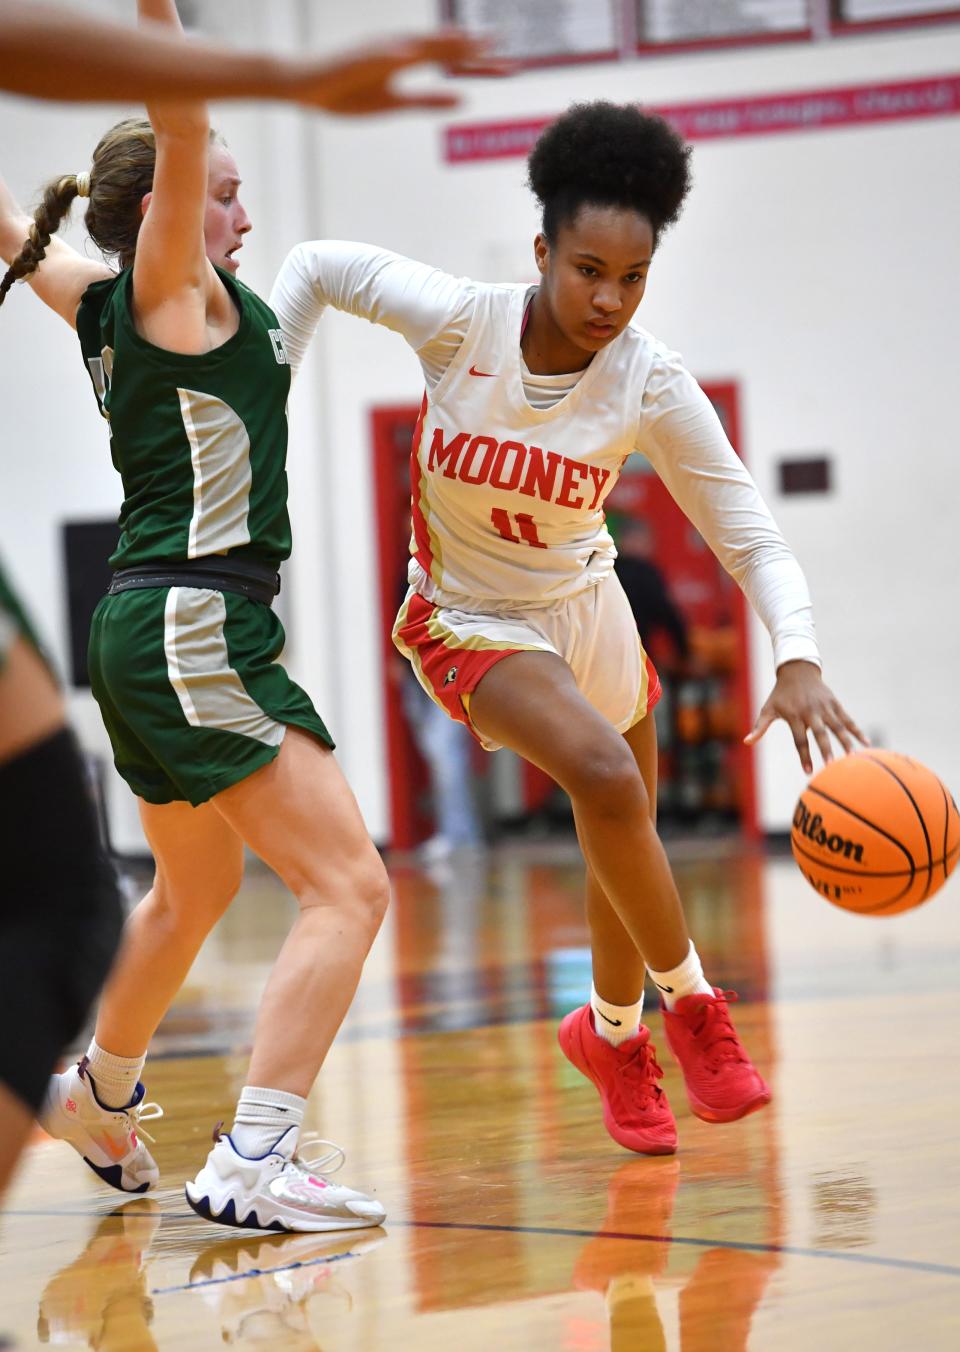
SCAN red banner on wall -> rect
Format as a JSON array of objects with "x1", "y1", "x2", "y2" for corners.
[{"x1": 444, "y1": 73, "x2": 960, "y2": 161}]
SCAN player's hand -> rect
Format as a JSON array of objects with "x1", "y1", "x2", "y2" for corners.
[
  {"x1": 744, "y1": 659, "x2": 868, "y2": 775},
  {"x1": 286, "y1": 32, "x2": 497, "y2": 115}
]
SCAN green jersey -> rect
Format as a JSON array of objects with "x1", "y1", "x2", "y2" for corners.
[{"x1": 76, "y1": 267, "x2": 292, "y2": 569}]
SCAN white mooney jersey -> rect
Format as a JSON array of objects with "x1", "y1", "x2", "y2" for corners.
[
  {"x1": 270, "y1": 242, "x2": 820, "y2": 669},
  {"x1": 411, "y1": 280, "x2": 644, "y2": 604}
]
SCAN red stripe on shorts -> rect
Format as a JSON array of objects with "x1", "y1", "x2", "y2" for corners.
[
  {"x1": 645, "y1": 653, "x2": 663, "y2": 715},
  {"x1": 396, "y1": 592, "x2": 516, "y2": 738}
]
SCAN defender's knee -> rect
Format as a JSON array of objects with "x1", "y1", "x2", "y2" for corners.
[
  {"x1": 348, "y1": 850, "x2": 391, "y2": 941},
  {"x1": 308, "y1": 848, "x2": 390, "y2": 947}
]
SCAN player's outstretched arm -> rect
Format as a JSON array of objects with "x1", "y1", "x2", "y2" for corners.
[
  {"x1": 0, "y1": 2, "x2": 484, "y2": 112},
  {"x1": 132, "y1": 0, "x2": 213, "y2": 328},
  {"x1": 269, "y1": 240, "x2": 469, "y2": 379},
  {"x1": 745, "y1": 661, "x2": 868, "y2": 775},
  {"x1": 638, "y1": 356, "x2": 868, "y2": 773},
  {"x1": 280, "y1": 33, "x2": 488, "y2": 116}
]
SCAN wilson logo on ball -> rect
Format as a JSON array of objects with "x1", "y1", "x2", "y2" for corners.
[{"x1": 792, "y1": 799, "x2": 865, "y2": 863}]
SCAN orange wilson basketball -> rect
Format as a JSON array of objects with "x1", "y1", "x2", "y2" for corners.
[{"x1": 791, "y1": 750, "x2": 960, "y2": 915}]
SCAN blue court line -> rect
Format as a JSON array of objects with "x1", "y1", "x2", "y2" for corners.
[
  {"x1": 389, "y1": 1219, "x2": 960, "y2": 1279},
  {"x1": 4, "y1": 1209, "x2": 959, "y2": 1281},
  {"x1": 151, "y1": 1244, "x2": 369, "y2": 1295}
]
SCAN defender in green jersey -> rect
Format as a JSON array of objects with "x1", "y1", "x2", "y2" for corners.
[
  {"x1": 0, "y1": 0, "x2": 478, "y2": 1220},
  {"x1": 0, "y1": 0, "x2": 419, "y2": 1234},
  {"x1": 75, "y1": 262, "x2": 333, "y2": 805},
  {"x1": 77, "y1": 266, "x2": 293, "y2": 570}
]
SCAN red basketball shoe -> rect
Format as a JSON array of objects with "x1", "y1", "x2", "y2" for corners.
[
  {"x1": 558, "y1": 1006, "x2": 677, "y2": 1155},
  {"x1": 662, "y1": 988, "x2": 770, "y2": 1124}
]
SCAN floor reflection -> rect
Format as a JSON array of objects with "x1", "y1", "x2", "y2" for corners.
[
  {"x1": 573, "y1": 1159, "x2": 780, "y2": 1352},
  {"x1": 37, "y1": 1198, "x2": 161, "y2": 1350},
  {"x1": 185, "y1": 1229, "x2": 386, "y2": 1349},
  {"x1": 0, "y1": 842, "x2": 955, "y2": 1350},
  {"x1": 34, "y1": 1205, "x2": 386, "y2": 1352}
]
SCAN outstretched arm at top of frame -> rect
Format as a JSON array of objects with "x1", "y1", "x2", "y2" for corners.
[{"x1": 0, "y1": 3, "x2": 487, "y2": 111}]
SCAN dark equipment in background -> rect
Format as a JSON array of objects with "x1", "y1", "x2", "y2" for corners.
[{"x1": 62, "y1": 519, "x2": 121, "y2": 688}]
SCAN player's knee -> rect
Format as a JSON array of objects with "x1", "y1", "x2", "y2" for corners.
[
  {"x1": 350, "y1": 850, "x2": 391, "y2": 939},
  {"x1": 566, "y1": 741, "x2": 647, "y2": 820},
  {"x1": 282, "y1": 832, "x2": 389, "y2": 940},
  {"x1": 319, "y1": 847, "x2": 390, "y2": 944}
]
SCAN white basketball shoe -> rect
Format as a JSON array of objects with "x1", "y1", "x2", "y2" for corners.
[
  {"x1": 39, "y1": 1057, "x2": 163, "y2": 1194},
  {"x1": 185, "y1": 1127, "x2": 386, "y2": 1233}
]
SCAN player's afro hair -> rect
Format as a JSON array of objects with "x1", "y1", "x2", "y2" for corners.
[{"x1": 527, "y1": 101, "x2": 692, "y2": 248}]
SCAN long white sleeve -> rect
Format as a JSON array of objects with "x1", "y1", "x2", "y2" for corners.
[
  {"x1": 268, "y1": 240, "x2": 475, "y2": 384},
  {"x1": 637, "y1": 350, "x2": 820, "y2": 671}
]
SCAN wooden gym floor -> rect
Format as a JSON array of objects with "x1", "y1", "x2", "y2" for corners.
[{"x1": 1, "y1": 839, "x2": 958, "y2": 1350}]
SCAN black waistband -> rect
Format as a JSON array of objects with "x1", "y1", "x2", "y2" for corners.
[{"x1": 108, "y1": 557, "x2": 280, "y2": 607}]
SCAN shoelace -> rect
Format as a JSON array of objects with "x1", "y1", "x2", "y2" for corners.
[
  {"x1": 77, "y1": 1057, "x2": 164, "y2": 1143},
  {"x1": 685, "y1": 991, "x2": 748, "y2": 1067},
  {"x1": 290, "y1": 1135, "x2": 346, "y2": 1180},
  {"x1": 209, "y1": 1123, "x2": 345, "y2": 1177},
  {"x1": 616, "y1": 1033, "x2": 667, "y2": 1107},
  {"x1": 128, "y1": 1101, "x2": 164, "y2": 1145}
]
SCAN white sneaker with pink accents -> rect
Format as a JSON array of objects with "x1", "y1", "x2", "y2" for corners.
[
  {"x1": 185, "y1": 1127, "x2": 386, "y2": 1233},
  {"x1": 39, "y1": 1058, "x2": 163, "y2": 1194}
]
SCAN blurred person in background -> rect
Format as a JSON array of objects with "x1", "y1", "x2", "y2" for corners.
[{"x1": 614, "y1": 517, "x2": 689, "y2": 667}]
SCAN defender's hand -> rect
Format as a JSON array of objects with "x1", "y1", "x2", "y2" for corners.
[
  {"x1": 288, "y1": 32, "x2": 495, "y2": 115},
  {"x1": 744, "y1": 660, "x2": 868, "y2": 775}
]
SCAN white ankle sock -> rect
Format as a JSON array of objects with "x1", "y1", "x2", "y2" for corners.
[
  {"x1": 590, "y1": 984, "x2": 644, "y2": 1047},
  {"x1": 230, "y1": 1086, "x2": 306, "y2": 1158},
  {"x1": 84, "y1": 1040, "x2": 146, "y2": 1110},
  {"x1": 647, "y1": 941, "x2": 714, "y2": 1012}
]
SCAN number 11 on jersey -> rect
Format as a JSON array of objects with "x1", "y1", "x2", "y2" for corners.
[{"x1": 491, "y1": 509, "x2": 547, "y2": 549}]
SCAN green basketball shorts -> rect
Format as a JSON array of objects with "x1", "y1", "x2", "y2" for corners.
[{"x1": 88, "y1": 585, "x2": 334, "y2": 806}]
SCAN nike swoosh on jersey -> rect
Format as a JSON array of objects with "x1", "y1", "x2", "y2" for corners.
[{"x1": 468, "y1": 364, "x2": 497, "y2": 377}]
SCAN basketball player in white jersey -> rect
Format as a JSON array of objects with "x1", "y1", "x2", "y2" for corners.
[{"x1": 270, "y1": 102, "x2": 865, "y2": 1154}]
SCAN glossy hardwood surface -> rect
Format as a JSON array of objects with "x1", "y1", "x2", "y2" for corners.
[{"x1": 2, "y1": 841, "x2": 958, "y2": 1350}]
